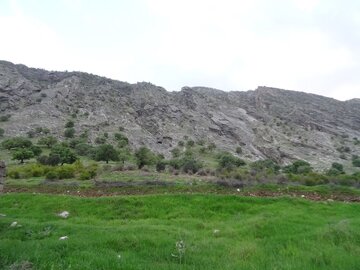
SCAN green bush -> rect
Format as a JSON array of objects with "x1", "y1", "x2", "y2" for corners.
[
  {"x1": 352, "y1": 158, "x2": 360, "y2": 167},
  {"x1": 46, "y1": 170, "x2": 58, "y2": 180},
  {"x1": 217, "y1": 152, "x2": 246, "y2": 171},
  {"x1": 95, "y1": 136, "x2": 106, "y2": 144},
  {"x1": 64, "y1": 128, "x2": 75, "y2": 138},
  {"x1": 114, "y1": 133, "x2": 129, "y2": 148},
  {"x1": 283, "y1": 160, "x2": 312, "y2": 174},
  {"x1": 56, "y1": 165, "x2": 75, "y2": 179},
  {"x1": 186, "y1": 140, "x2": 195, "y2": 147},
  {"x1": 0, "y1": 114, "x2": 11, "y2": 122},
  {"x1": 65, "y1": 120, "x2": 75, "y2": 128},
  {"x1": 0, "y1": 128, "x2": 4, "y2": 137}
]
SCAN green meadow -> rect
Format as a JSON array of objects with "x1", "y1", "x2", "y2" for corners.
[{"x1": 1, "y1": 193, "x2": 360, "y2": 269}]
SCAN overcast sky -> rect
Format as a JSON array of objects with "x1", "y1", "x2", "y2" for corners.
[{"x1": 0, "y1": 0, "x2": 359, "y2": 100}]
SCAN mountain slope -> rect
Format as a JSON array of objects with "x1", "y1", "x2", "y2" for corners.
[{"x1": 0, "y1": 60, "x2": 359, "y2": 169}]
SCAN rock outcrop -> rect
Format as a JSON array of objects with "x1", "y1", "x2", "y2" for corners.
[{"x1": 0, "y1": 60, "x2": 359, "y2": 169}]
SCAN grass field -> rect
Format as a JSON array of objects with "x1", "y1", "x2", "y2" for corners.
[{"x1": 1, "y1": 193, "x2": 360, "y2": 269}]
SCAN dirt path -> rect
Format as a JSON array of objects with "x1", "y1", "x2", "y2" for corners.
[{"x1": 3, "y1": 185, "x2": 360, "y2": 202}]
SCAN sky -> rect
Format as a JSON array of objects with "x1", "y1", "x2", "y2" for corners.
[{"x1": 0, "y1": 0, "x2": 359, "y2": 101}]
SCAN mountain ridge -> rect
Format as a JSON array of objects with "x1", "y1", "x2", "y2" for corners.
[{"x1": 1, "y1": 60, "x2": 359, "y2": 169}]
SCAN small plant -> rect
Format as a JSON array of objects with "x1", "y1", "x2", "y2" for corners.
[{"x1": 172, "y1": 239, "x2": 186, "y2": 265}]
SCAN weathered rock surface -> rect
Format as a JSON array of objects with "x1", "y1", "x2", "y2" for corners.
[{"x1": 0, "y1": 60, "x2": 359, "y2": 169}]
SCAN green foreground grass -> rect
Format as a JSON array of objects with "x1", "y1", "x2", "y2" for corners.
[{"x1": 1, "y1": 194, "x2": 360, "y2": 269}]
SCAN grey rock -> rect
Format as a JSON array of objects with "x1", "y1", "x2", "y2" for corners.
[{"x1": 0, "y1": 61, "x2": 359, "y2": 169}]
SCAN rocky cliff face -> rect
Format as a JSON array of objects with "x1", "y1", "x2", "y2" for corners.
[{"x1": 1, "y1": 60, "x2": 359, "y2": 169}]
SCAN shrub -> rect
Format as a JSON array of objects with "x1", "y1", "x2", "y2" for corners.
[
  {"x1": 27, "y1": 130, "x2": 36, "y2": 138},
  {"x1": 181, "y1": 156, "x2": 202, "y2": 174},
  {"x1": 352, "y1": 155, "x2": 360, "y2": 167},
  {"x1": 208, "y1": 143, "x2": 216, "y2": 151},
  {"x1": 114, "y1": 133, "x2": 129, "y2": 148},
  {"x1": 178, "y1": 141, "x2": 184, "y2": 147},
  {"x1": 64, "y1": 128, "x2": 75, "y2": 138},
  {"x1": 196, "y1": 139, "x2": 205, "y2": 146},
  {"x1": 46, "y1": 170, "x2": 58, "y2": 180},
  {"x1": 186, "y1": 140, "x2": 195, "y2": 147},
  {"x1": 0, "y1": 128, "x2": 4, "y2": 137},
  {"x1": 217, "y1": 152, "x2": 246, "y2": 171},
  {"x1": 156, "y1": 160, "x2": 167, "y2": 172},
  {"x1": 95, "y1": 136, "x2": 106, "y2": 144},
  {"x1": 250, "y1": 159, "x2": 280, "y2": 174},
  {"x1": 0, "y1": 114, "x2": 11, "y2": 122},
  {"x1": 283, "y1": 160, "x2": 312, "y2": 174},
  {"x1": 235, "y1": 146, "x2": 242, "y2": 154},
  {"x1": 65, "y1": 120, "x2": 74, "y2": 128},
  {"x1": 56, "y1": 165, "x2": 75, "y2": 179},
  {"x1": 353, "y1": 159, "x2": 360, "y2": 167},
  {"x1": 337, "y1": 146, "x2": 351, "y2": 153},
  {"x1": 171, "y1": 147, "x2": 181, "y2": 158}
]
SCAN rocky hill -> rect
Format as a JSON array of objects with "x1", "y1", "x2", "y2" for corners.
[{"x1": 1, "y1": 60, "x2": 359, "y2": 169}]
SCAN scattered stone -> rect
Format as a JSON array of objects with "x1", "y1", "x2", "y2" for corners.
[
  {"x1": 58, "y1": 211, "x2": 70, "y2": 219},
  {"x1": 236, "y1": 188, "x2": 241, "y2": 192},
  {"x1": 0, "y1": 213, "x2": 6, "y2": 217},
  {"x1": 301, "y1": 195, "x2": 305, "y2": 198},
  {"x1": 117, "y1": 254, "x2": 121, "y2": 259},
  {"x1": 213, "y1": 229, "x2": 220, "y2": 234},
  {"x1": 8, "y1": 260, "x2": 33, "y2": 270},
  {"x1": 59, "y1": 236, "x2": 68, "y2": 240},
  {"x1": 327, "y1": 199, "x2": 334, "y2": 202},
  {"x1": 10, "y1": 221, "x2": 19, "y2": 227}
]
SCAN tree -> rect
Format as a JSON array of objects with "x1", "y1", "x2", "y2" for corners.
[
  {"x1": 95, "y1": 144, "x2": 119, "y2": 164},
  {"x1": 30, "y1": 145, "x2": 42, "y2": 156},
  {"x1": 135, "y1": 147, "x2": 156, "y2": 169},
  {"x1": 38, "y1": 136, "x2": 58, "y2": 148},
  {"x1": 181, "y1": 156, "x2": 202, "y2": 174},
  {"x1": 2, "y1": 137, "x2": 32, "y2": 149},
  {"x1": 12, "y1": 149, "x2": 34, "y2": 163},
  {"x1": 50, "y1": 145, "x2": 77, "y2": 165}
]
